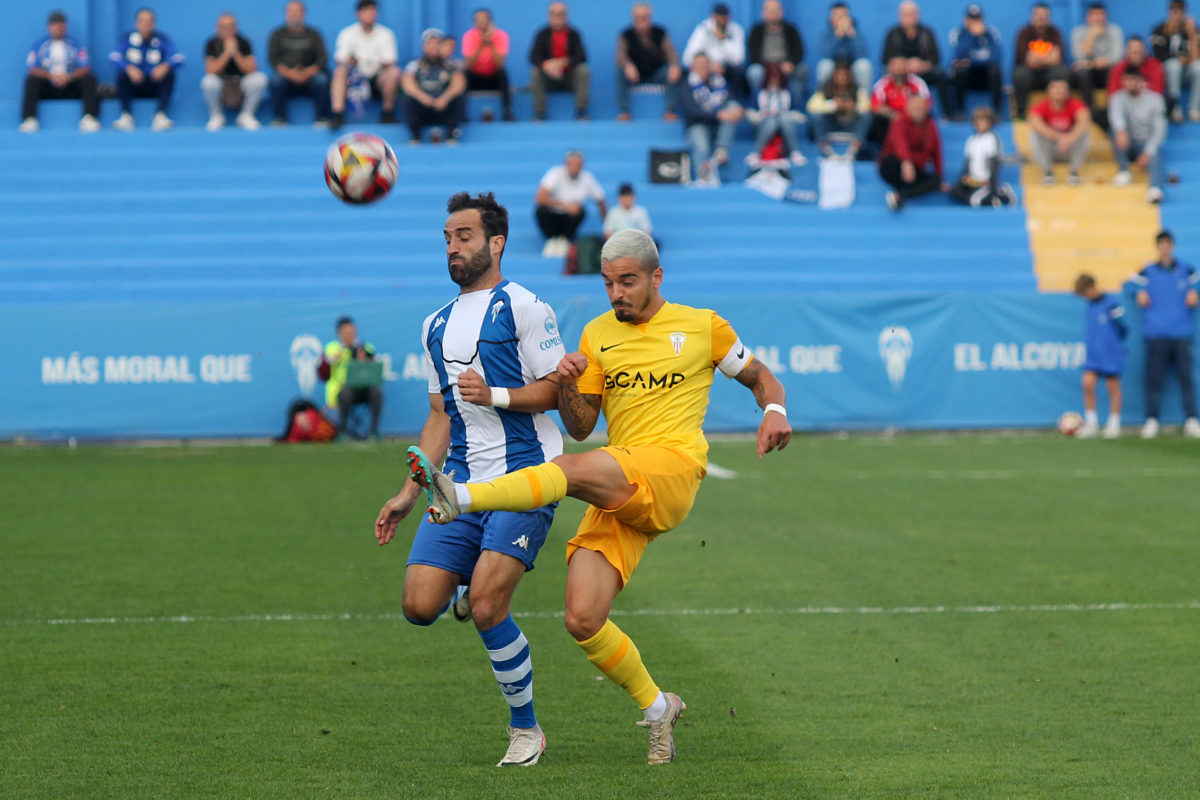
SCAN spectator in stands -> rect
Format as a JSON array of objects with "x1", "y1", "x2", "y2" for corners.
[
  {"x1": 402, "y1": 29, "x2": 466, "y2": 144},
  {"x1": 323, "y1": 316, "x2": 382, "y2": 440},
  {"x1": 1108, "y1": 36, "x2": 1165, "y2": 99},
  {"x1": 19, "y1": 11, "x2": 99, "y2": 134},
  {"x1": 808, "y1": 63, "x2": 871, "y2": 159},
  {"x1": 747, "y1": 0, "x2": 807, "y2": 104},
  {"x1": 949, "y1": 106, "x2": 1015, "y2": 206},
  {"x1": 882, "y1": 1, "x2": 949, "y2": 118},
  {"x1": 1073, "y1": 272, "x2": 1126, "y2": 439},
  {"x1": 268, "y1": 1, "x2": 330, "y2": 127},
  {"x1": 1151, "y1": 0, "x2": 1200, "y2": 122},
  {"x1": 530, "y1": 2, "x2": 590, "y2": 121},
  {"x1": 880, "y1": 93, "x2": 944, "y2": 211},
  {"x1": 680, "y1": 52, "x2": 745, "y2": 186},
  {"x1": 1109, "y1": 65, "x2": 1168, "y2": 203},
  {"x1": 1070, "y1": 2, "x2": 1124, "y2": 118},
  {"x1": 817, "y1": 2, "x2": 873, "y2": 89},
  {"x1": 683, "y1": 3, "x2": 747, "y2": 97},
  {"x1": 603, "y1": 183, "x2": 653, "y2": 237},
  {"x1": 616, "y1": 3, "x2": 681, "y2": 121},
  {"x1": 330, "y1": 0, "x2": 400, "y2": 129},
  {"x1": 201, "y1": 13, "x2": 268, "y2": 132},
  {"x1": 746, "y1": 66, "x2": 806, "y2": 166},
  {"x1": 869, "y1": 55, "x2": 930, "y2": 145},
  {"x1": 1013, "y1": 3, "x2": 1065, "y2": 119},
  {"x1": 948, "y1": 4, "x2": 1003, "y2": 119},
  {"x1": 110, "y1": 7, "x2": 182, "y2": 132},
  {"x1": 535, "y1": 150, "x2": 606, "y2": 256},
  {"x1": 1131, "y1": 230, "x2": 1200, "y2": 438},
  {"x1": 441, "y1": 35, "x2": 457, "y2": 61},
  {"x1": 462, "y1": 8, "x2": 514, "y2": 121},
  {"x1": 1029, "y1": 73, "x2": 1091, "y2": 185}
]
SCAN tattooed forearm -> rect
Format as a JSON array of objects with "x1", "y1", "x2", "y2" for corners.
[
  {"x1": 736, "y1": 359, "x2": 784, "y2": 409},
  {"x1": 558, "y1": 381, "x2": 602, "y2": 441}
]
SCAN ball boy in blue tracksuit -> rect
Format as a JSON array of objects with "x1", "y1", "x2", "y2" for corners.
[
  {"x1": 1128, "y1": 229, "x2": 1200, "y2": 438},
  {"x1": 1074, "y1": 272, "x2": 1126, "y2": 438}
]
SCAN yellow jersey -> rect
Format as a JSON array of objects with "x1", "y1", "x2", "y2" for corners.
[{"x1": 576, "y1": 302, "x2": 754, "y2": 466}]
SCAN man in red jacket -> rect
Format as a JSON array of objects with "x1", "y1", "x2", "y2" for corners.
[
  {"x1": 879, "y1": 94, "x2": 945, "y2": 210},
  {"x1": 1107, "y1": 36, "x2": 1165, "y2": 96}
]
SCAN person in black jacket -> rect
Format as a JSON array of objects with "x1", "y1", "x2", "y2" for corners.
[
  {"x1": 882, "y1": 1, "x2": 950, "y2": 116},
  {"x1": 529, "y1": 2, "x2": 589, "y2": 120},
  {"x1": 616, "y1": 3, "x2": 681, "y2": 121},
  {"x1": 747, "y1": 0, "x2": 807, "y2": 103}
]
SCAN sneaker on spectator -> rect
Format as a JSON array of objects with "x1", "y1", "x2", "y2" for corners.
[
  {"x1": 78, "y1": 114, "x2": 100, "y2": 133},
  {"x1": 1146, "y1": 186, "x2": 1163, "y2": 204},
  {"x1": 1141, "y1": 417, "x2": 1159, "y2": 439},
  {"x1": 271, "y1": 117, "x2": 289, "y2": 127},
  {"x1": 1113, "y1": 170, "x2": 1132, "y2": 186},
  {"x1": 379, "y1": 109, "x2": 397, "y2": 124},
  {"x1": 151, "y1": 111, "x2": 173, "y2": 132},
  {"x1": 1067, "y1": 171, "x2": 1081, "y2": 186},
  {"x1": 886, "y1": 190, "x2": 903, "y2": 212},
  {"x1": 206, "y1": 113, "x2": 225, "y2": 132},
  {"x1": 1042, "y1": 170, "x2": 1055, "y2": 185},
  {"x1": 312, "y1": 118, "x2": 331, "y2": 129},
  {"x1": 1076, "y1": 421, "x2": 1099, "y2": 439},
  {"x1": 329, "y1": 112, "x2": 345, "y2": 130},
  {"x1": 19, "y1": 117, "x2": 39, "y2": 133},
  {"x1": 575, "y1": 109, "x2": 589, "y2": 121},
  {"x1": 789, "y1": 151, "x2": 808, "y2": 166},
  {"x1": 712, "y1": 147, "x2": 730, "y2": 165},
  {"x1": 236, "y1": 112, "x2": 260, "y2": 130},
  {"x1": 1171, "y1": 106, "x2": 1184, "y2": 123},
  {"x1": 1103, "y1": 418, "x2": 1121, "y2": 439},
  {"x1": 541, "y1": 238, "x2": 556, "y2": 257},
  {"x1": 1190, "y1": 108, "x2": 1200, "y2": 122},
  {"x1": 999, "y1": 184, "x2": 1018, "y2": 205},
  {"x1": 113, "y1": 112, "x2": 135, "y2": 132}
]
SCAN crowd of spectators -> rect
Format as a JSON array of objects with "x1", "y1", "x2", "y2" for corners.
[{"x1": 14, "y1": 0, "x2": 1199, "y2": 209}]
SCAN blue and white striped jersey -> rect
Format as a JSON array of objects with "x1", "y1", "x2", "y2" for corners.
[{"x1": 422, "y1": 280, "x2": 565, "y2": 482}]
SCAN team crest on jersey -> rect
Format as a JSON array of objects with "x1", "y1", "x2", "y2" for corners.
[{"x1": 670, "y1": 332, "x2": 686, "y2": 356}]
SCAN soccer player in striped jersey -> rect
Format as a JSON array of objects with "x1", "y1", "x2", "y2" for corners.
[
  {"x1": 407, "y1": 229, "x2": 791, "y2": 764},
  {"x1": 374, "y1": 192, "x2": 566, "y2": 767}
]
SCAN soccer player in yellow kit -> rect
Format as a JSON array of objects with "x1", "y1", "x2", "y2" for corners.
[{"x1": 405, "y1": 228, "x2": 791, "y2": 764}]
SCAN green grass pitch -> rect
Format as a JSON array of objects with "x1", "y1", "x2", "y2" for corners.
[{"x1": 2, "y1": 434, "x2": 1199, "y2": 799}]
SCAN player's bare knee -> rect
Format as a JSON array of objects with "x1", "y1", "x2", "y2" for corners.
[
  {"x1": 401, "y1": 597, "x2": 442, "y2": 626},
  {"x1": 564, "y1": 605, "x2": 603, "y2": 641},
  {"x1": 468, "y1": 591, "x2": 509, "y2": 630}
]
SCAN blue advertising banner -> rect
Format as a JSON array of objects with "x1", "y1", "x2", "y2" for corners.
[{"x1": 4, "y1": 292, "x2": 1196, "y2": 440}]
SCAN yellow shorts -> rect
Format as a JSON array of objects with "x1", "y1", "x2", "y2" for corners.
[{"x1": 565, "y1": 445, "x2": 706, "y2": 585}]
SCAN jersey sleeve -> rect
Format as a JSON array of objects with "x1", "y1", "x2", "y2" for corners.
[
  {"x1": 711, "y1": 312, "x2": 753, "y2": 378},
  {"x1": 514, "y1": 297, "x2": 566, "y2": 381},
  {"x1": 420, "y1": 317, "x2": 441, "y2": 394},
  {"x1": 575, "y1": 326, "x2": 605, "y2": 395}
]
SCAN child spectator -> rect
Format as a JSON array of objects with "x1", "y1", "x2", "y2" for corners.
[
  {"x1": 1073, "y1": 273, "x2": 1127, "y2": 438},
  {"x1": 746, "y1": 66, "x2": 806, "y2": 166},
  {"x1": 603, "y1": 183, "x2": 653, "y2": 237},
  {"x1": 807, "y1": 64, "x2": 871, "y2": 159},
  {"x1": 880, "y1": 94, "x2": 944, "y2": 210},
  {"x1": 949, "y1": 107, "x2": 1016, "y2": 206}
]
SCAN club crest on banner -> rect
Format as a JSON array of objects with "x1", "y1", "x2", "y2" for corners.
[
  {"x1": 878, "y1": 326, "x2": 913, "y2": 392},
  {"x1": 289, "y1": 334, "x2": 323, "y2": 398}
]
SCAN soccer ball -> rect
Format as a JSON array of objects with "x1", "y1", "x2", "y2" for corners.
[
  {"x1": 1057, "y1": 411, "x2": 1084, "y2": 436},
  {"x1": 324, "y1": 132, "x2": 398, "y2": 204}
]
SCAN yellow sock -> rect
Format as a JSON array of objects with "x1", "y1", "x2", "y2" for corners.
[
  {"x1": 578, "y1": 619, "x2": 660, "y2": 709},
  {"x1": 466, "y1": 461, "x2": 568, "y2": 512}
]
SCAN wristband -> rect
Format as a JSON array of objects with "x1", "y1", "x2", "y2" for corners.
[
  {"x1": 764, "y1": 403, "x2": 787, "y2": 419},
  {"x1": 490, "y1": 387, "x2": 511, "y2": 409}
]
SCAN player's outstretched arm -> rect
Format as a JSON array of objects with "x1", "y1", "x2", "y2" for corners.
[
  {"x1": 557, "y1": 352, "x2": 601, "y2": 441},
  {"x1": 456, "y1": 367, "x2": 560, "y2": 412},
  {"x1": 735, "y1": 359, "x2": 792, "y2": 458},
  {"x1": 375, "y1": 394, "x2": 451, "y2": 546}
]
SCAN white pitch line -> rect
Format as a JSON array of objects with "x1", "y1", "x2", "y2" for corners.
[
  {"x1": 3, "y1": 601, "x2": 1197, "y2": 628},
  {"x1": 839, "y1": 467, "x2": 1200, "y2": 481}
]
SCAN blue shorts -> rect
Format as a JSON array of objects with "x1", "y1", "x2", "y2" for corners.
[{"x1": 406, "y1": 505, "x2": 556, "y2": 581}]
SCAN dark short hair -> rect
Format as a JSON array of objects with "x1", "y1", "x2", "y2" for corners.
[
  {"x1": 446, "y1": 191, "x2": 509, "y2": 244},
  {"x1": 1128, "y1": 33, "x2": 1145, "y2": 43},
  {"x1": 1170, "y1": 0, "x2": 1186, "y2": 9},
  {"x1": 1087, "y1": 1, "x2": 1106, "y2": 11},
  {"x1": 1157, "y1": 229, "x2": 1174, "y2": 243},
  {"x1": 1123, "y1": 63, "x2": 1143, "y2": 77},
  {"x1": 618, "y1": 182, "x2": 634, "y2": 195},
  {"x1": 1032, "y1": 2, "x2": 1049, "y2": 10},
  {"x1": 1074, "y1": 273, "x2": 1096, "y2": 294},
  {"x1": 356, "y1": 0, "x2": 376, "y2": 10},
  {"x1": 1047, "y1": 66, "x2": 1072, "y2": 83},
  {"x1": 831, "y1": 1, "x2": 848, "y2": 9},
  {"x1": 336, "y1": 316, "x2": 354, "y2": 329},
  {"x1": 473, "y1": 6, "x2": 492, "y2": 18}
]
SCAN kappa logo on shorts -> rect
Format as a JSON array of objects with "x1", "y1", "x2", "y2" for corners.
[{"x1": 512, "y1": 535, "x2": 530, "y2": 551}]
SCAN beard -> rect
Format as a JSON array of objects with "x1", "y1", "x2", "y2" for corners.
[
  {"x1": 611, "y1": 299, "x2": 640, "y2": 322},
  {"x1": 448, "y1": 246, "x2": 493, "y2": 287}
]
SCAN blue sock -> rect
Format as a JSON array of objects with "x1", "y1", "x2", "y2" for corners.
[{"x1": 478, "y1": 615, "x2": 536, "y2": 729}]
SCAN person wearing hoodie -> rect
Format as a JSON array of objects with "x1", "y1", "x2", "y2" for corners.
[
  {"x1": 817, "y1": 2, "x2": 873, "y2": 90},
  {"x1": 682, "y1": 3, "x2": 746, "y2": 96}
]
